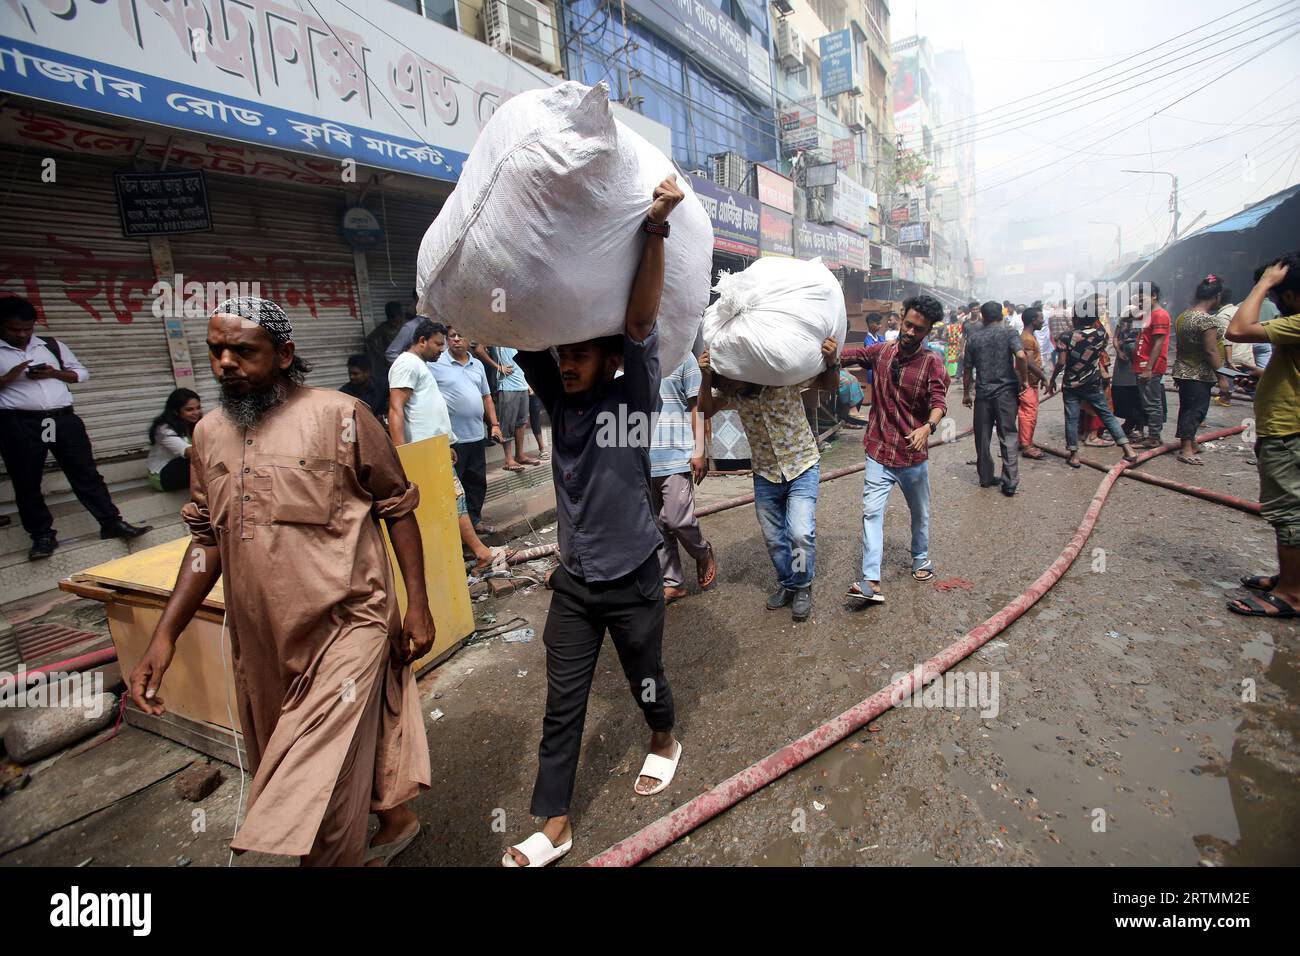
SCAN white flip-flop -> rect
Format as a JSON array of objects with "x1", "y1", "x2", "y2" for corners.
[
  {"x1": 635, "y1": 741, "x2": 683, "y2": 796},
  {"x1": 363, "y1": 821, "x2": 420, "y2": 866},
  {"x1": 501, "y1": 831, "x2": 573, "y2": 868}
]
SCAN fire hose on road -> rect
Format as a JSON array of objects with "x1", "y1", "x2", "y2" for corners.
[{"x1": 584, "y1": 423, "x2": 1252, "y2": 866}]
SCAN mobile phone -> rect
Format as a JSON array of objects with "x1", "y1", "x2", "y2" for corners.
[{"x1": 26, "y1": 363, "x2": 50, "y2": 374}]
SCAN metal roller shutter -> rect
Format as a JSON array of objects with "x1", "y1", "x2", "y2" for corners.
[
  {"x1": 170, "y1": 175, "x2": 364, "y2": 410},
  {"x1": 362, "y1": 187, "x2": 445, "y2": 329},
  {"x1": 0, "y1": 146, "x2": 173, "y2": 461}
]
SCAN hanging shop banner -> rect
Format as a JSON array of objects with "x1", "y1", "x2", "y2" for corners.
[
  {"x1": 899, "y1": 222, "x2": 929, "y2": 244},
  {"x1": 759, "y1": 206, "x2": 794, "y2": 257},
  {"x1": 818, "y1": 30, "x2": 857, "y2": 98},
  {"x1": 692, "y1": 176, "x2": 761, "y2": 257},
  {"x1": 831, "y1": 175, "x2": 870, "y2": 233},
  {"x1": 779, "y1": 99, "x2": 819, "y2": 157},
  {"x1": 834, "y1": 227, "x2": 868, "y2": 271},
  {"x1": 756, "y1": 164, "x2": 795, "y2": 214},
  {"x1": 890, "y1": 203, "x2": 909, "y2": 225},
  {"x1": 114, "y1": 170, "x2": 212, "y2": 236},
  {"x1": 0, "y1": 0, "x2": 670, "y2": 185},
  {"x1": 794, "y1": 219, "x2": 839, "y2": 265}
]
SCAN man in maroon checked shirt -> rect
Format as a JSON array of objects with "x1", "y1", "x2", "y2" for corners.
[{"x1": 840, "y1": 294, "x2": 949, "y2": 604}]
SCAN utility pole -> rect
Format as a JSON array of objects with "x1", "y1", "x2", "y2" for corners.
[{"x1": 1123, "y1": 169, "x2": 1180, "y2": 244}]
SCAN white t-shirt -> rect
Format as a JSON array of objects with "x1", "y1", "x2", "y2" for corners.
[
  {"x1": 884, "y1": 329, "x2": 899, "y2": 341},
  {"x1": 387, "y1": 351, "x2": 454, "y2": 443},
  {"x1": 1007, "y1": 313, "x2": 1024, "y2": 334}
]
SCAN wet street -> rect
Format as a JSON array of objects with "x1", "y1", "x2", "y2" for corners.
[{"x1": 4, "y1": 388, "x2": 1294, "y2": 868}]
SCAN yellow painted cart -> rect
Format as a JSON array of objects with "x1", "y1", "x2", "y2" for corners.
[{"x1": 60, "y1": 434, "x2": 474, "y2": 765}]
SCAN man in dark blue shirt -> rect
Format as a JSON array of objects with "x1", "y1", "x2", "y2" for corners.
[{"x1": 505, "y1": 176, "x2": 685, "y2": 867}]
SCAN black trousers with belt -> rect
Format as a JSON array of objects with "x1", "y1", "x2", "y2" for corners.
[
  {"x1": 452, "y1": 439, "x2": 487, "y2": 527},
  {"x1": 530, "y1": 552, "x2": 674, "y2": 818},
  {"x1": 0, "y1": 407, "x2": 120, "y2": 540}
]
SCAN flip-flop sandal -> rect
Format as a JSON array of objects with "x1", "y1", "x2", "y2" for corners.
[
  {"x1": 1066, "y1": 457, "x2": 1082, "y2": 469},
  {"x1": 502, "y1": 463, "x2": 526, "y2": 472},
  {"x1": 1227, "y1": 593, "x2": 1299, "y2": 618},
  {"x1": 1022, "y1": 449, "x2": 1045, "y2": 459},
  {"x1": 502, "y1": 832, "x2": 573, "y2": 867},
  {"x1": 1175, "y1": 455, "x2": 1204, "y2": 466},
  {"x1": 697, "y1": 549, "x2": 718, "y2": 590},
  {"x1": 1084, "y1": 437, "x2": 1115, "y2": 447},
  {"x1": 1122, "y1": 452, "x2": 1140, "y2": 464},
  {"x1": 635, "y1": 741, "x2": 683, "y2": 796},
  {"x1": 1241, "y1": 574, "x2": 1280, "y2": 592},
  {"x1": 846, "y1": 582, "x2": 884, "y2": 604},
  {"x1": 912, "y1": 567, "x2": 935, "y2": 582},
  {"x1": 364, "y1": 821, "x2": 421, "y2": 866}
]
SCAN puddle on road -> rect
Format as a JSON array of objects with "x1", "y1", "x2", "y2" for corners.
[{"x1": 751, "y1": 736, "x2": 888, "y2": 866}]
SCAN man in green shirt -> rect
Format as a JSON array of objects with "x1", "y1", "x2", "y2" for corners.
[{"x1": 1225, "y1": 252, "x2": 1300, "y2": 617}]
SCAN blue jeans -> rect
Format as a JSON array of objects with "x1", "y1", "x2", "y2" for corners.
[
  {"x1": 753, "y1": 463, "x2": 819, "y2": 590},
  {"x1": 860, "y1": 454, "x2": 930, "y2": 585},
  {"x1": 1063, "y1": 382, "x2": 1129, "y2": 451}
]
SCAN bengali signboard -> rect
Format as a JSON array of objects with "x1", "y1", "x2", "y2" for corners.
[
  {"x1": 832, "y1": 135, "x2": 856, "y2": 170},
  {"x1": 759, "y1": 206, "x2": 794, "y2": 257},
  {"x1": 794, "y1": 219, "x2": 839, "y2": 265},
  {"x1": 692, "y1": 176, "x2": 760, "y2": 257},
  {"x1": 756, "y1": 164, "x2": 795, "y2": 213},
  {"x1": 779, "y1": 100, "x2": 819, "y2": 156},
  {"x1": 114, "y1": 170, "x2": 211, "y2": 236},
  {"x1": 834, "y1": 227, "x2": 868, "y2": 271},
  {"x1": 0, "y1": 0, "x2": 670, "y2": 184},
  {"x1": 624, "y1": 0, "x2": 751, "y2": 95},
  {"x1": 890, "y1": 203, "x2": 909, "y2": 225},
  {"x1": 818, "y1": 29, "x2": 857, "y2": 97},
  {"x1": 831, "y1": 175, "x2": 870, "y2": 233}
]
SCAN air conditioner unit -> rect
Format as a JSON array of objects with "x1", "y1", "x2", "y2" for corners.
[
  {"x1": 710, "y1": 152, "x2": 749, "y2": 192},
  {"x1": 776, "y1": 20, "x2": 804, "y2": 71},
  {"x1": 485, "y1": 0, "x2": 557, "y2": 69},
  {"x1": 847, "y1": 100, "x2": 866, "y2": 133}
]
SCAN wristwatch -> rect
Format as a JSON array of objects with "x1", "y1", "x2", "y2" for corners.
[{"x1": 642, "y1": 217, "x2": 670, "y2": 238}]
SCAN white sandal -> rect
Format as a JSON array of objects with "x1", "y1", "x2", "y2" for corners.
[
  {"x1": 501, "y1": 831, "x2": 573, "y2": 868},
  {"x1": 635, "y1": 740, "x2": 683, "y2": 796}
]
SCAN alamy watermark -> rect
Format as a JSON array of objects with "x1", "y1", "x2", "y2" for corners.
[
  {"x1": 889, "y1": 664, "x2": 1000, "y2": 719},
  {"x1": 0, "y1": 667, "x2": 106, "y2": 718}
]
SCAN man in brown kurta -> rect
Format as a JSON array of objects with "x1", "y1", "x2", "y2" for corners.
[{"x1": 129, "y1": 298, "x2": 433, "y2": 866}]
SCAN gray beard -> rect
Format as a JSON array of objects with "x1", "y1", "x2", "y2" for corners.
[{"x1": 219, "y1": 381, "x2": 287, "y2": 430}]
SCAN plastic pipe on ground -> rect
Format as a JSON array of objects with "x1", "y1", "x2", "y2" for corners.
[{"x1": 0, "y1": 646, "x2": 118, "y2": 692}]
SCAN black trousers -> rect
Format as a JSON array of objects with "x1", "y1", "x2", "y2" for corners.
[
  {"x1": 973, "y1": 388, "x2": 1020, "y2": 491},
  {"x1": 452, "y1": 440, "x2": 487, "y2": 526},
  {"x1": 0, "y1": 408, "x2": 120, "y2": 540},
  {"x1": 1175, "y1": 379, "x2": 1212, "y2": 440},
  {"x1": 531, "y1": 553, "x2": 673, "y2": 818},
  {"x1": 157, "y1": 456, "x2": 190, "y2": 492}
]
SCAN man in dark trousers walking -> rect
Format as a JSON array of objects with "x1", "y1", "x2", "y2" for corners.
[{"x1": 963, "y1": 300, "x2": 1028, "y2": 496}]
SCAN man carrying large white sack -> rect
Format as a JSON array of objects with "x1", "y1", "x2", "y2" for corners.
[
  {"x1": 695, "y1": 256, "x2": 845, "y2": 623},
  {"x1": 501, "y1": 177, "x2": 686, "y2": 867}
]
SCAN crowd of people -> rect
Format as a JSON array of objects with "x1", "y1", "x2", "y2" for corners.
[{"x1": 4, "y1": 179, "x2": 1295, "y2": 869}]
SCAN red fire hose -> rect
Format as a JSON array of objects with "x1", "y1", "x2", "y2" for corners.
[
  {"x1": 1035, "y1": 442, "x2": 1261, "y2": 516},
  {"x1": 583, "y1": 424, "x2": 1250, "y2": 866},
  {"x1": 0, "y1": 646, "x2": 118, "y2": 692}
]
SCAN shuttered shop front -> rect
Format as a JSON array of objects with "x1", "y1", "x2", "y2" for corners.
[
  {"x1": 361, "y1": 189, "x2": 444, "y2": 327},
  {"x1": 170, "y1": 176, "x2": 364, "y2": 411},
  {"x1": 0, "y1": 146, "x2": 174, "y2": 462}
]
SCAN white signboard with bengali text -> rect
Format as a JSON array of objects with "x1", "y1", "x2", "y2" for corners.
[{"x1": 0, "y1": 0, "x2": 670, "y2": 183}]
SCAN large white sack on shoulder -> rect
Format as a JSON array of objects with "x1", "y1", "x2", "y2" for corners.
[
  {"x1": 702, "y1": 256, "x2": 847, "y2": 387},
  {"x1": 415, "y1": 80, "x2": 711, "y2": 376}
]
